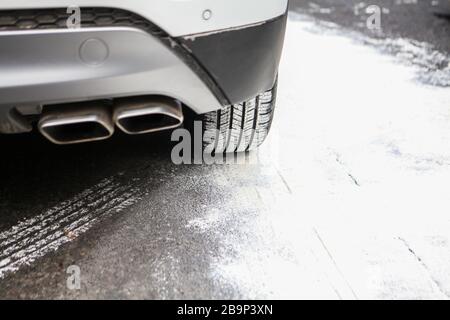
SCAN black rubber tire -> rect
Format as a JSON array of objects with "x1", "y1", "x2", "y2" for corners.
[{"x1": 201, "y1": 83, "x2": 277, "y2": 153}]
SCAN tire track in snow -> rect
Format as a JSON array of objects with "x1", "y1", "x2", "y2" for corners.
[
  {"x1": 0, "y1": 179, "x2": 115, "y2": 242},
  {"x1": 0, "y1": 180, "x2": 121, "y2": 249},
  {"x1": 0, "y1": 176, "x2": 143, "y2": 279}
]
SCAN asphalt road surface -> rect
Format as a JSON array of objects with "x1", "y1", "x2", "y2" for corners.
[
  {"x1": 290, "y1": 0, "x2": 450, "y2": 53},
  {"x1": 1, "y1": 2, "x2": 450, "y2": 299}
]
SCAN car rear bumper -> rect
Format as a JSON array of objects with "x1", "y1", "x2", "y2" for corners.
[
  {"x1": 0, "y1": 7, "x2": 287, "y2": 134},
  {"x1": 0, "y1": 26, "x2": 223, "y2": 134}
]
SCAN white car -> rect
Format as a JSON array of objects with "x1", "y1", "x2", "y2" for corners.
[{"x1": 0, "y1": 0, "x2": 288, "y2": 151}]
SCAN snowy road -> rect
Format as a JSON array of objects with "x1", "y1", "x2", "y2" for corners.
[{"x1": 0, "y1": 8, "x2": 449, "y2": 299}]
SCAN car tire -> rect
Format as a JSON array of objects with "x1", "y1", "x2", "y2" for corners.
[{"x1": 201, "y1": 82, "x2": 277, "y2": 153}]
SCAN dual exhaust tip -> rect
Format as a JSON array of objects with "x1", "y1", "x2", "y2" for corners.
[{"x1": 38, "y1": 97, "x2": 183, "y2": 145}]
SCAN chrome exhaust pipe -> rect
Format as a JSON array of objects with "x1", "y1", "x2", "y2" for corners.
[
  {"x1": 38, "y1": 102, "x2": 114, "y2": 145},
  {"x1": 113, "y1": 97, "x2": 183, "y2": 135}
]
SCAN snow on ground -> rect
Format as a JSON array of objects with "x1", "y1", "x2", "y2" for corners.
[{"x1": 209, "y1": 13, "x2": 450, "y2": 299}]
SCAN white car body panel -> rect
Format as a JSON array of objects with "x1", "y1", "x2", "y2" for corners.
[{"x1": 0, "y1": 0, "x2": 289, "y2": 37}]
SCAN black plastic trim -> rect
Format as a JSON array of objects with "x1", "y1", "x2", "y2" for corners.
[{"x1": 178, "y1": 12, "x2": 287, "y2": 105}]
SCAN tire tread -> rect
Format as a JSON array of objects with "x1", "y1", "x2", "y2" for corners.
[{"x1": 202, "y1": 84, "x2": 277, "y2": 153}]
